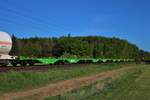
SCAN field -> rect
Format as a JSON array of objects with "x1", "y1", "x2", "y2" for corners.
[
  {"x1": 46, "y1": 64, "x2": 150, "y2": 100},
  {"x1": 0, "y1": 63, "x2": 125, "y2": 94},
  {"x1": 0, "y1": 63, "x2": 149, "y2": 100}
]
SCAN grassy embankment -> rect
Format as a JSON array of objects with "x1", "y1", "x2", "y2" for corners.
[
  {"x1": 46, "y1": 64, "x2": 150, "y2": 100},
  {"x1": 0, "y1": 63, "x2": 131, "y2": 95}
]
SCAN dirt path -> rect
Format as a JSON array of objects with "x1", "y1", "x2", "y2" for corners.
[{"x1": 0, "y1": 66, "x2": 133, "y2": 100}]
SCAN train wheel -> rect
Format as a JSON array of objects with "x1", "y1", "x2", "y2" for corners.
[
  {"x1": 29, "y1": 61, "x2": 34, "y2": 66},
  {"x1": 1, "y1": 64, "x2": 8, "y2": 66},
  {"x1": 20, "y1": 62, "x2": 27, "y2": 66},
  {"x1": 12, "y1": 62, "x2": 17, "y2": 66}
]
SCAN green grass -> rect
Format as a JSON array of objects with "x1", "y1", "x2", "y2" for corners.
[
  {"x1": 45, "y1": 64, "x2": 150, "y2": 100},
  {"x1": 0, "y1": 63, "x2": 128, "y2": 95}
]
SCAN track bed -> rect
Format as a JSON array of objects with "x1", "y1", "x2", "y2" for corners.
[{"x1": 0, "y1": 64, "x2": 105, "y2": 72}]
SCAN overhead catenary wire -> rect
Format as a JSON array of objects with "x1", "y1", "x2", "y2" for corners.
[
  {"x1": 0, "y1": 10, "x2": 62, "y2": 37},
  {"x1": 0, "y1": 5, "x2": 70, "y2": 33},
  {"x1": 0, "y1": 9, "x2": 58, "y2": 31},
  {"x1": 0, "y1": 18, "x2": 54, "y2": 37},
  {"x1": 0, "y1": 0, "x2": 74, "y2": 37}
]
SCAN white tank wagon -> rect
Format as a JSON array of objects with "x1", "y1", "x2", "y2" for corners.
[
  {"x1": 0, "y1": 32, "x2": 16, "y2": 65},
  {"x1": 0, "y1": 32, "x2": 12, "y2": 55}
]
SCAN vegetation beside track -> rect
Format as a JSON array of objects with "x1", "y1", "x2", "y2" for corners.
[
  {"x1": 11, "y1": 36, "x2": 150, "y2": 60},
  {"x1": 46, "y1": 64, "x2": 149, "y2": 100},
  {"x1": 0, "y1": 63, "x2": 132, "y2": 95}
]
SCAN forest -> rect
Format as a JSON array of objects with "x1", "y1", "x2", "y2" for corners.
[{"x1": 10, "y1": 35, "x2": 150, "y2": 60}]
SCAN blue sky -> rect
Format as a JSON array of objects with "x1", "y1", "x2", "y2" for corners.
[{"x1": 0, "y1": 0, "x2": 149, "y2": 51}]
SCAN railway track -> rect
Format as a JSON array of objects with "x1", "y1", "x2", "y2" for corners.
[
  {"x1": 0, "y1": 63, "x2": 102, "y2": 73},
  {"x1": 0, "y1": 62, "x2": 138, "y2": 73}
]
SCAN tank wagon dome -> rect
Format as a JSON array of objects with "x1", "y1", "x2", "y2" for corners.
[{"x1": 0, "y1": 31, "x2": 12, "y2": 54}]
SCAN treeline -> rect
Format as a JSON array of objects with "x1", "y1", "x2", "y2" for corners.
[{"x1": 10, "y1": 35, "x2": 149, "y2": 59}]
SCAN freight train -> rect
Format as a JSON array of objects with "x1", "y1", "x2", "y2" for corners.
[{"x1": 0, "y1": 31, "x2": 134, "y2": 66}]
